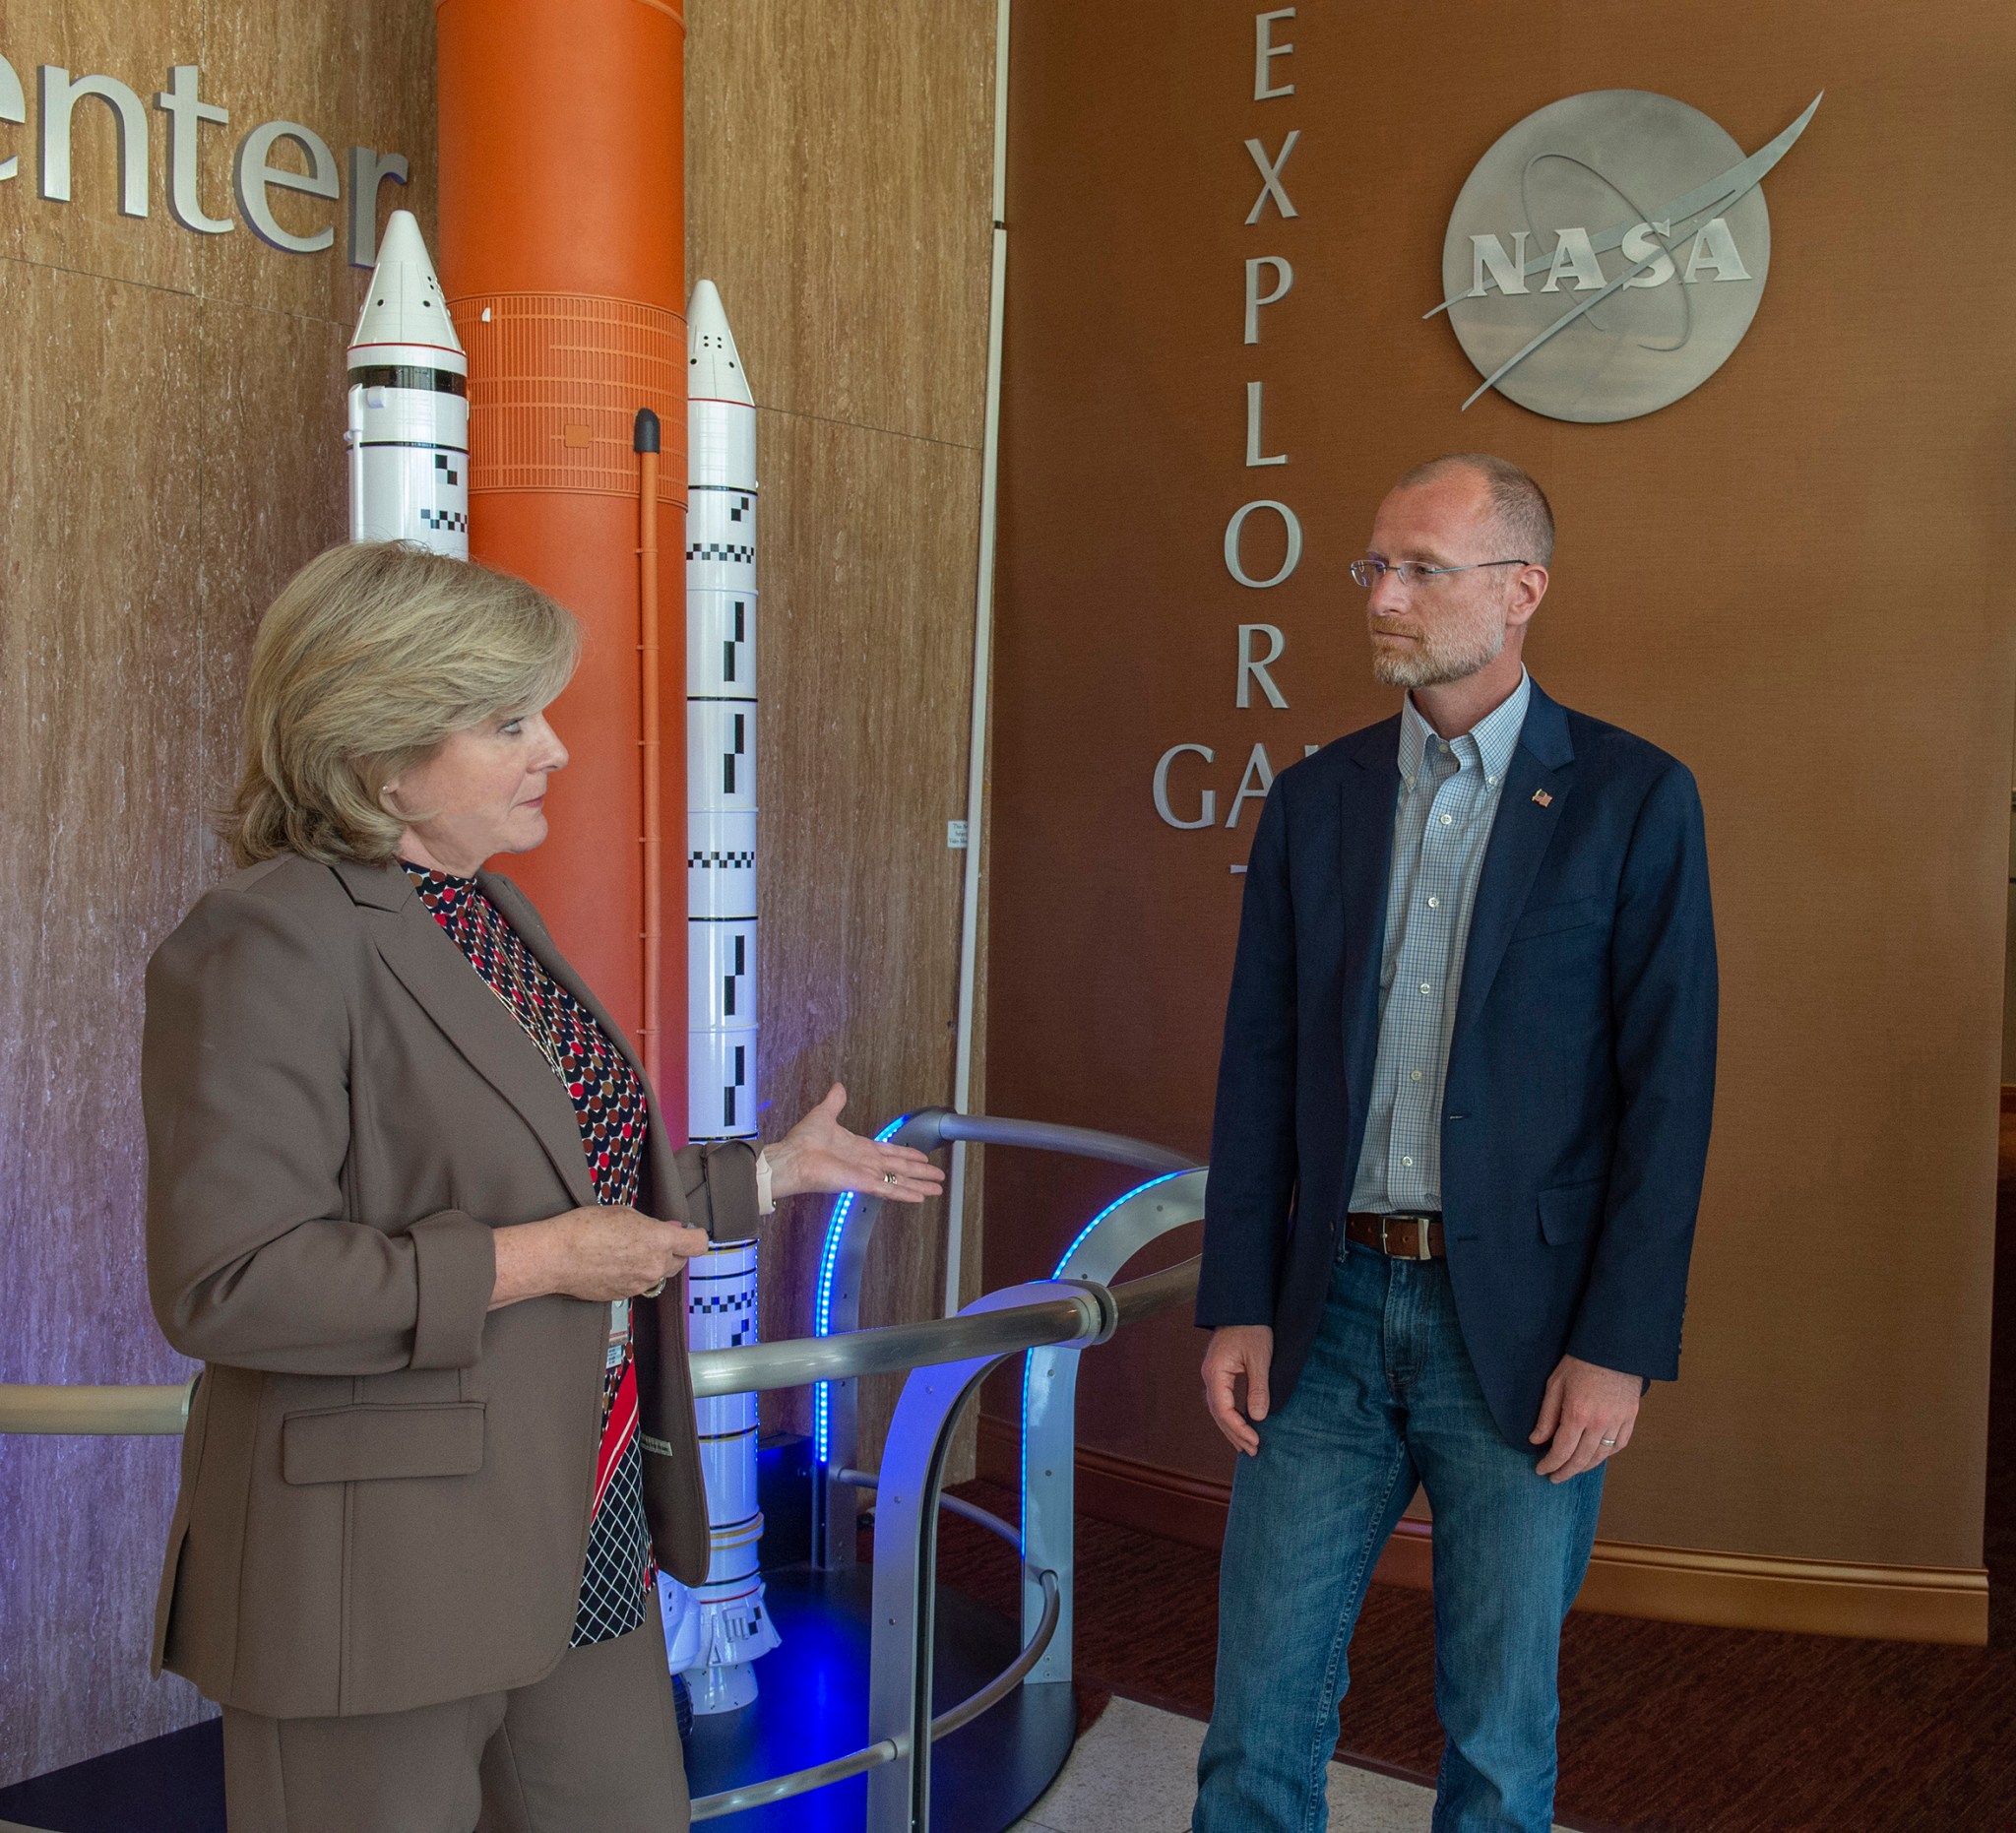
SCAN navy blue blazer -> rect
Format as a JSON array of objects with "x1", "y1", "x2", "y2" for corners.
[{"x1": 1196, "y1": 680, "x2": 1717, "y2": 1449}]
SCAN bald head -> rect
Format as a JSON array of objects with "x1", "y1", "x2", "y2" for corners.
[{"x1": 1395, "y1": 453, "x2": 1554, "y2": 566}]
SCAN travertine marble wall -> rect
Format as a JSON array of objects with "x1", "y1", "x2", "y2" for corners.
[
  {"x1": 684, "y1": 0, "x2": 997, "y2": 1456},
  {"x1": 1, "y1": 0, "x2": 997, "y2": 1782},
  {"x1": 0, "y1": 0, "x2": 436, "y2": 1783}
]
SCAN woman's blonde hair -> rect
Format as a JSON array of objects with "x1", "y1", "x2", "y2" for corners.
[{"x1": 228, "y1": 541, "x2": 581, "y2": 866}]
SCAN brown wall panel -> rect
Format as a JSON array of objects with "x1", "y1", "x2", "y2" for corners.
[
  {"x1": 0, "y1": 0, "x2": 994, "y2": 1782},
  {"x1": 736, "y1": 408, "x2": 982, "y2": 1446},
  {"x1": 685, "y1": 0, "x2": 995, "y2": 1458},
  {"x1": 195, "y1": 0, "x2": 438, "y2": 321},
  {"x1": 0, "y1": 260, "x2": 212, "y2": 1781},
  {"x1": 0, "y1": 2, "x2": 433, "y2": 1784},
  {"x1": 985, "y1": 0, "x2": 2014, "y2": 1577},
  {"x1": 195, "y1": 301, "x2": 352, "y2": 809},
  {"x1": 0, "y1": 0, "x2": 207, "y2": 290},
  {"x1": 686, "y1": 0, "x2": 994, "y2": 448}
]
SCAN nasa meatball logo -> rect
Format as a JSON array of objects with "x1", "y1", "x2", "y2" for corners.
[{"x1": 1434, "y1": 90, "x2": 1822, "y2": 422}]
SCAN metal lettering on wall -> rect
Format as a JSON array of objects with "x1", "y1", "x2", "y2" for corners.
[
  {"x1": 0, "y1": 50, "x2": 411, "y2": 267},
  {"x1": 1436, "y1": 90, "x2": 1822, "y2": 422},
  {"x1": 1150, "y1": 6, "x2": 1325, "y2": 861}
]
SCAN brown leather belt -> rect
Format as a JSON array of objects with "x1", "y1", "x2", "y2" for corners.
[{"x1": 1346, "y1": 1212, "x2": 1447, "y2": 1260}]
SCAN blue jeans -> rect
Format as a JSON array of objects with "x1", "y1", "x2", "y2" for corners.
[{"x1": 1193, "y1": 1245, "x2": 1603, "y2": 1833}]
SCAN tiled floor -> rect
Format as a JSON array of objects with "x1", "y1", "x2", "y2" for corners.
[{"x1": 1008, "y1": 1697, "x2": 1570, "y2": 1833}]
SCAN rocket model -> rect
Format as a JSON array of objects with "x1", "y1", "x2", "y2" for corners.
[
  {"x1": 684, "y1": 278, "x2": 760, "y2": 1138},
  {"x1": 654, "y1": 279, "x2": 778, "y2": 1715},
  {"x1": 346, "y1": 209, "x2": 469, "y2": 557},
  {"x1": 665, "y1": 1239, "x2": 779, "y2": 1714}
]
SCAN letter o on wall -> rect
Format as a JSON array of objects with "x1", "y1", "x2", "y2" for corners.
[
  {"x1": 1153, "y1": 744, "x2": 1217, "y2": 829},
  {"x1": 1224, "y1": 500, "x2": 1303, "y2": 589}
]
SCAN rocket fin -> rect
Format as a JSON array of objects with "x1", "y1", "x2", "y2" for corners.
[
  {"x1": 688, "y1": 279, "x2": 755, "y2": 407},
  {"x1": 351, "y1": 210, "x2": 464, "y2": 357}
]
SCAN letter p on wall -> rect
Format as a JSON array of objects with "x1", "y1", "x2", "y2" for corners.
[{"x1": 1244, "y1": 255, "x2": 1292, "y2": 343}]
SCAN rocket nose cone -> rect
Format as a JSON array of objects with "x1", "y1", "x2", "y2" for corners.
[
  {"x1": 689, "y1": 278, "x2": 726, "y2": 330},
  {"x1": 687, "y1": 278, "x2": 754, "y2": 406},
  {"x1": 350, "y1": 210, "x2": 465, "y2": 358},
  {"x1": 374, "y1": 209, "x2": 429, "y2": 267}
]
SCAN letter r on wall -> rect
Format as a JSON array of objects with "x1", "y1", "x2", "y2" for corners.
[{"x1": 1236, "y1": 625, "x2": 1289, "y2": 709}]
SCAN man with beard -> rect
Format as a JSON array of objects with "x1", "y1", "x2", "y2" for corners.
[{"x1": 1191, "y1": 454, "x2": 1717, "y2": 1833}]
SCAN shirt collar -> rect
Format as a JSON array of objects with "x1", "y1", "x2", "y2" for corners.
[
  {"x1": 399, "y1": 857, "x2": 481, "y2": 918},
  {"x1": 1398, "y1": 668, "x2": 1532, "y2": 788}
]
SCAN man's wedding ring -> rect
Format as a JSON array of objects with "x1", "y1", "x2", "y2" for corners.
[{"x1": 1599, "y1": 1436, "x2": 1617, "y2": 1446}]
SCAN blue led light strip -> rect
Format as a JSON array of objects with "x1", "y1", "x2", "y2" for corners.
[
  {"x1": 812, "y1": 1113, "x2": 912, "y2": 1465},
  {"x1": 1050, "y1": 1169, "x2": 1190, "y2": 1279}
]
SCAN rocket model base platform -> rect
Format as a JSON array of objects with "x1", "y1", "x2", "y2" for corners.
[
  {"x1": 0, "y1": 1568, "x2": 1076, "y2": 1833},
  {"x1": 680, "y1": 1564, "x2": 1076, "y2": 1833}
]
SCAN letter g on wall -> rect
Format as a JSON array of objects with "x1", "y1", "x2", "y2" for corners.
[{"x1": 1154, "y1": 744, "x2": 1217, "y2": 829}]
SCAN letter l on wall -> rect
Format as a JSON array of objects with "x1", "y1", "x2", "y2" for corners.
[{"x1": 1245, "y1": 381, "x2": 1286, "y2": 467}]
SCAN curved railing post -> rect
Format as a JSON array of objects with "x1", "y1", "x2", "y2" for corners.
[
  {"x1": 810, "y1": 1108, "x2": 1191, "y2": 1571},
  {"x1": 1021, "y1": 1167, "x2": 1207, "y2": 1683},
  {"x1": 865, "y1": 1278, "x2": 1109, "y2": 1833}
]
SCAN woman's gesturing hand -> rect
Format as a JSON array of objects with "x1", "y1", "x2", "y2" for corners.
[
  {"x1": 490, "y1": 1205, "x2": 713, "y2": 1310},
  {"x1": 764, "y1": 1083, "x2": 947, "y2": 1205}
]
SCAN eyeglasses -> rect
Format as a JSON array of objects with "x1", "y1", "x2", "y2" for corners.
[{"x1": 1350, "y1": 557, "x2": 1529, "y2": 589}]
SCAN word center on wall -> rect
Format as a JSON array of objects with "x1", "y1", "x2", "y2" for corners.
[{"x1": 0, "y1": 47, "x2": 410, "y2": 263}]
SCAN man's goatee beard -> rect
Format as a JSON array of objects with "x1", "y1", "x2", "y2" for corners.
[
  {"x1": 1372, "y1": 651, "x2": 1430, "y2": 688},
  {"x1": 1369, "y1": 625, "x2": 1507, "y2": 690}
]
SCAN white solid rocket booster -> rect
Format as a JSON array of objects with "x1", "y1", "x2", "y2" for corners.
[
  {"x1": 673, "y1": 1240, "x2": 779, "y2": 1715},
  {"x1": 346, "y1": 210, "x2": 469, "y2": 557},
  {"x1": 684, "y1": 278, "x2": 759, "y2": 1137},
  {"x1": 656, "y1": 279, "x2": 777, "y2": 1716}
]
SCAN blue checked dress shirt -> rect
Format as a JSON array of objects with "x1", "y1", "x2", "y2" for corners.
[{"x1": 1347, "y1": 670, "x2": 1532, "y2": 1216}]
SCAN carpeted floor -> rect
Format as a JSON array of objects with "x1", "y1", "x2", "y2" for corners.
[{"x1": 934, "y1": 1110, "x2": 2016, "y2": 1832}]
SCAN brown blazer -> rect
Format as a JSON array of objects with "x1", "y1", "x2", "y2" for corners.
[{"x1": 142, "y1": 853, "x2": 759, "y2": 1720}]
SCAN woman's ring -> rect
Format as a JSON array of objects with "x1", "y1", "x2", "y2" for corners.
[{"x1": 883, "y1": 1172, "x2": 900, "y2": 1186}]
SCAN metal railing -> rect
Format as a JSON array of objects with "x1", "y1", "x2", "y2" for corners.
[
  {"x1": 809, "y1": 1106, "x2": 1201, "y2": 1571},
  {"x1": 0, "y1": 1112, "x2": 1208, "y2": 1833}
]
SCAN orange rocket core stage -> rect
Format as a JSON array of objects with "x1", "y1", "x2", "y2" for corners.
[{"x1": 436, "y1": 0, "x2": 688, "y2": 1126}]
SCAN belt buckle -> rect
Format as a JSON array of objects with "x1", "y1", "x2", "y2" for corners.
[{"x1": 1381, "y1": 1213, "x2": 1433, "y2": 1261}]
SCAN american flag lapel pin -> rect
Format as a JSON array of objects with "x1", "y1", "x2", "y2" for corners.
[{"x1": 1532, "y1": 789, "x2": 1553, "y2": 807}]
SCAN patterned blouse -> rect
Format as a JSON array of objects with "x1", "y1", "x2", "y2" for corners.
[{"x1": 403, "y1": 862, "x2": 654, "y2": 1646}]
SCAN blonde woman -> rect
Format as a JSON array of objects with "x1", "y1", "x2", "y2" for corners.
[{"x1": 143, "y1": 541, "x2": 941, "y2": 1832}]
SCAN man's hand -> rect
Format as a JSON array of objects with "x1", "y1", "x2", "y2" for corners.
[
  {"x1": 1530, "y1": 1354, "x2": 1642, "y2": 1482},
  {"x1": 1202, "y1": 1325, "x2": 1275, "y2": 1457}
]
